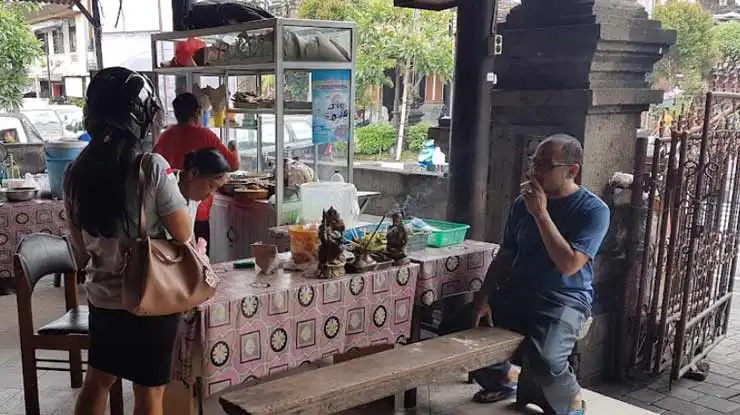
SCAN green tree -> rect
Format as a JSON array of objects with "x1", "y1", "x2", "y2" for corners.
[
  {"x1": 351, "y1": 0, "x2": 454, "y2": 160},
  {"x1": 712, "y1": 22, "x2": 740, "y2": 61},
  {"x1": 297, "y1": 0, "x2": 351, "y2": 21},
  {"x1": 296, "y1": 0, "x2": 391, "y2": 112},
  {"x1": 654, "y1": 0, "x2": 716, "y2": 96},
  {"x1": 297, "y1": 0, "x2": 454, "y2": 160},
  {"x1": 0, "y1": 3, "x2": 42, "y2": 111}
]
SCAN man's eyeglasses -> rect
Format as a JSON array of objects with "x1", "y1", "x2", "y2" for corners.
[{"x1": 528, "y1": 157, "x2": 576, "y2": 172}]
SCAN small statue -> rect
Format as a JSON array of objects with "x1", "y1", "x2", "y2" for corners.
[
  {"x1": 385, "y1": 212, "x2": 410, "y2": 265},
  {"x1": 318, "y1": 207, "x2": 346, "y2": 278}
]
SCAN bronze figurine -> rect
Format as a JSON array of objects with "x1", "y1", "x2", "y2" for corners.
[{"x1": 318, "y1": 207, "x2": 346, "y2": 278}]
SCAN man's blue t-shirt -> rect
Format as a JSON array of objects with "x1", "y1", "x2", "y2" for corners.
[{"x1": 501, "y1": 186, "x2": 610, "y2": 313}]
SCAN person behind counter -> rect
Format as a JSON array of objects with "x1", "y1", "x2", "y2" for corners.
[
  {"x1": 154, "y1": 92, "x2": 239, "y2": 256},
  {"x1": 64, "y1": 67, "x2": 193, "y2": 415},
  {"x1": 177, "y1": 147, "x2": 231, "y2": 230}
]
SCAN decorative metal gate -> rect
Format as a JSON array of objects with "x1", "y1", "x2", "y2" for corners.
[{"x1": 631, "y1": 88, "x2": 740, "y2": 381}]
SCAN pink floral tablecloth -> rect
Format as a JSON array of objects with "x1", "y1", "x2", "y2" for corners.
[
  {"x1": 173, "y1": 262, "x2": 420, "y2": 397},
  {"x1": 408, "y1": 240, "x2": 499, "y2": 306},
  {"x1": 0, "y1": 200, "x2": 66, "y2": 283}
]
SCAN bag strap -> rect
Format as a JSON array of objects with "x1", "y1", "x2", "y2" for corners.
[{"x1": 136, "y1": 153, "x2": 154, "y2": 239}]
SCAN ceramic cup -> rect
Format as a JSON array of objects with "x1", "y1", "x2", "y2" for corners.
[{"x1": 252, "y1": 242, "x2": 279, "y2": 274}]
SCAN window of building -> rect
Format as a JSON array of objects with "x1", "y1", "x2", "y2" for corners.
[
  {"x1": 35, "y1": 32, "x2": 48, "y2": 54},
  {"x1": 51, "y1": 29, "x2": 64, "y2": 54},
  {"x1": 68, "y1": 22, "x2": 77, "y2": 52}
]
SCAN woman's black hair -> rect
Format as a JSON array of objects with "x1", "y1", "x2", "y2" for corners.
[
  {"x1": 183, "y1": 147, "x2": 231, "y2": 176},
  {"x1": 65, "y1": 67, "x2": 159, "y2": 238},
  {"x1": 65, "y1": 126, "x2": 140, "y2": 237}
]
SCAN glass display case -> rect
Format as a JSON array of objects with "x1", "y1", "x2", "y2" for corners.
[{"x1": 150, "y1": 18, "x2": 356, "y2": 226}]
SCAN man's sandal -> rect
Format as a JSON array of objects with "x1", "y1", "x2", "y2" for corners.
[
  {"x1": 472, "y1": 384, "x2": 517, "y2": 404},
  {"x1": 567, "y1": 400, "x2": 586, "y2": 414}
]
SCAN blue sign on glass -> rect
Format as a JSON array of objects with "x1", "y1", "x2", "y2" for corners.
[{"x1": 311, "y1": 69, "x2": 351, "y2": 144}]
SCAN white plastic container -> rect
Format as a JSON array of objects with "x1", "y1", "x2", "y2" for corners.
[{"x1": 299, "y1": 182, "x2": 360, "y2": 227}]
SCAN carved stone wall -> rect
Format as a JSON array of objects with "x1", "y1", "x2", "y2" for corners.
[{"x1": 483, "y1": 0, "x2": 675, "y2": 383}]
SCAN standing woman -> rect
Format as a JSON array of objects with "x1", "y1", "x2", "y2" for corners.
[{"x1": 64, "y1": 67, "x2": 193, "y2": 415}]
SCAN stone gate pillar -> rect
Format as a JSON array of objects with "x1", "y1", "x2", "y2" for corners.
[{"x1": 485, "y1": 0, "x2": 675, "y2": 382}]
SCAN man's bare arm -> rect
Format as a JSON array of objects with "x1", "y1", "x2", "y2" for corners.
[{"x1": 475, "y1": 249, "x2": 515, "y2": 304}]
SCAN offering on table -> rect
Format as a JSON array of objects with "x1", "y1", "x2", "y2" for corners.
[
  {"x1": 318, "y1": 207, "x2": 346, "y2": 279},
  {"x1": 288, "y1": 223, "x2": 319, "y2": 264},
  {"x1": 349, "y1": 232, "x2": 386, "y2": 254}
]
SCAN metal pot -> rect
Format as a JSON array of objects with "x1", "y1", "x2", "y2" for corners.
[{"x1": 5, "y1": 187, "x2": 37, "y2": 202}]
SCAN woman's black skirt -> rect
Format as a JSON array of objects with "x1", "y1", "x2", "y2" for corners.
[{"x1": 87, "y1": 302, "x2": 181, "y2": 387}]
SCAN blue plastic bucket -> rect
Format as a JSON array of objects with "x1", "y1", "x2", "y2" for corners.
[{"x1": 45, "y1": 140, "x2": 87, "y2": 199}]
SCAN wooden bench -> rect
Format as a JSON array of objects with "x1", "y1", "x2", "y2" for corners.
[{"x1": 219, "y1": 327, "x2": 523, "y2": 415}]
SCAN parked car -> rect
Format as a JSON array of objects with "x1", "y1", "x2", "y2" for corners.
[
  {"x1": 0, "y1": 112, "x2": 47, "y2": 174},
  {"x1": 0, "y1": 113, "x2": 44, "y2": 144},
  {"x1": 50, "y1": 104, "x2": 84, "y2": 135},
  {"x1": 20, "y1": 108, "x2": 75, "y2": 141},
  {"x1": 227, "y1": 115, "x2": 315, "y2": 171}
]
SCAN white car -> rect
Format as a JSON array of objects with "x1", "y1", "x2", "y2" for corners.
[
  {"x1": 227, "y1": 115, "x2": 314, "y2": 171},
  {"x1": 20, "y1": 108, "x2": 76, "y2": 141},
  {"x1": 0, "y1": 113, "x2": 44, "y2": 144},
  {"x1": 50, "y1": 105, "x2": 84, "y2": 135}
]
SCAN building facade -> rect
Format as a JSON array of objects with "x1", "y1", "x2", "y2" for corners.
[{"x1": 27, "y1": 0, "x2": 171, "y2": 99}]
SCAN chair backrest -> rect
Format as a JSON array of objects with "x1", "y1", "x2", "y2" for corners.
[{"x1": 15, "y1": 233, "x2": 77, "y2": 291}]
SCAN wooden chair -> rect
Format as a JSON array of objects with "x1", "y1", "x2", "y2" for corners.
[{"x1": 15, "y1": 233, "x2": 124, "y2": 415}]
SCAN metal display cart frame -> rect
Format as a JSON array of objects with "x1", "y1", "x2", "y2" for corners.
[{"x1": 150, "y1": 18, "x2": 357, "y2": 225}]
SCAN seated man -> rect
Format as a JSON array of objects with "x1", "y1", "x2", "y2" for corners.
[{"x1": 440, "y1": 134, "x2": 610, "y2": 415}]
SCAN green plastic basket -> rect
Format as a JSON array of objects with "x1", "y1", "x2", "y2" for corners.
[{"x1": 423, "y1": 220, "x2": 471, "y2": 248}]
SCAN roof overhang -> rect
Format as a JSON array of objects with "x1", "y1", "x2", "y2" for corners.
[
  {"x1": 394, "y1": 0, "x2": 457, "y2": 11},
  {"x1": 16, "y1": 0, "x2": 98, "y2": 29},
  {"x1": 29, "y1": 18, "x2": 65, "y2": 29}
]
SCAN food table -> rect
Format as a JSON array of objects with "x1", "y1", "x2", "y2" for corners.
[
  {"x1": 0, "y1": 199, "x2": 66, "y2": 293},
  {"x1": 166, "y1": 260, "x2": 420, "y2": 413},
  {"x1": 409, "y1": 240, "x2": 500, "y2": 306},
  {"x1": 403, "y1": 240, "x2": 499, "y2": 408},
  {"x1": 266, "y1": 213, "x2": 385, "y2": 253}
]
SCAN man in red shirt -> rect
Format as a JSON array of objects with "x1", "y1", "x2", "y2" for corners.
[{"x1": 154, "y1": 92, "x2": 239, "y2": 254}]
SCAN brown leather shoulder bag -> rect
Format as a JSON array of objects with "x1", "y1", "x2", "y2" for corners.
[{"x1": 122, "y1": 153, "x2": 217, "y2": 316}]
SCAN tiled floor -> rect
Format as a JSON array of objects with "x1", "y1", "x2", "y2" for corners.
[
  {"x1": 589, "y1": 294, "x2": 740, "y2": 415},
  {"x1": 0, "y1": 278, "x2": 660, "y2": 414}
]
